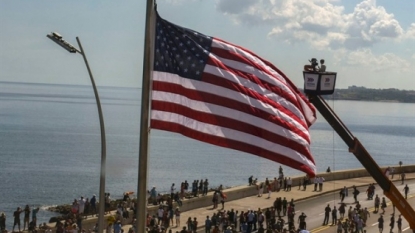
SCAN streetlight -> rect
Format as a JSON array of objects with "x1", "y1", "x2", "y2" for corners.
[{"x1": 47, "y1": 32, "x2": 106, "y2": 233}]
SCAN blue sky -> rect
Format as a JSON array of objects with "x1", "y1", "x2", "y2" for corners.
[{"x1": 1, "y1": 0, "x2": 414, "y2": 90}]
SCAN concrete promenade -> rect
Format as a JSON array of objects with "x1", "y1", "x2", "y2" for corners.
[
  {"x1": 145, "y1": 173, "x2": 415, "y2": 232},
  {"x1": 43, "y1": 166, "x2": 415, "y2": 232},
  {"x1": 119, "y1": 167, "x2": 415, "y2": 232}
]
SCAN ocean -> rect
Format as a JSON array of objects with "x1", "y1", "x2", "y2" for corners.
[{"x1": 0, "y1": 81, "x2": 414, "y2": 228}]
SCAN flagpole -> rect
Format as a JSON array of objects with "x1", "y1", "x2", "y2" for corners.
[{"x1": 136, "y1": 0, "x2": 154, "y2": 233}]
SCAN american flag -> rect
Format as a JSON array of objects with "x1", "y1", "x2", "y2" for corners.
[{"x1": 151, "y1": 13, "x2": 317, "y2": 176}]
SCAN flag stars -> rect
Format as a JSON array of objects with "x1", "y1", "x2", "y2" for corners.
[{"x1": 154, "y1": 16, "x2": 212, "y2": 81}]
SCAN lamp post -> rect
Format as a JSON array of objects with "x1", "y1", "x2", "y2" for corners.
[{"x1": 47, "y1": 32, "x2": 106, "y2": 233}]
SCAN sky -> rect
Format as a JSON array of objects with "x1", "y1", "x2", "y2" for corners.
[{"x1": 1, "y1": 0, "x2": 414, "y2": 90}]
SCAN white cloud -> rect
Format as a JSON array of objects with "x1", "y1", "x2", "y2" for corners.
[
  {"x1": 216, "y1": 0, "x2": 405, "y2": 49},
  {"x1": 405, "y1": 23, "x2": 415, "y2": 39},
  {"x1": 216, "y1": 0, "x2": 256, "y2": 15},
  {"x1": 345, "y1": 48, "x2": 410, "y2": 72}
]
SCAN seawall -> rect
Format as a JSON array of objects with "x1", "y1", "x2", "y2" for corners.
[{"x1": 52, "y1": 165, "x2": 415, "y2": 231}]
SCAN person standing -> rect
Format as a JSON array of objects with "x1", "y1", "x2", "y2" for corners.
[
  {"x1": 340, "y1": 187, "x2": 345, "y2": 202},
  {"x1": 171, "y1": 183, "x2": 176, "y2": 200},
  {"x1": 248, "y1": 176, "x2": 253, "y2": 186},
  {"x1": 362, "y1": 207, "x2": 371, "y2": 225},
  {"x1": 283, "y1": 177, "x2": 288, "y2": 191},
  {"x1": 336, "y1": 220, "x2": 342, "y2": 233},
  {"x1": 113, "y1": 220, "x2": 122, "y2": 233},
  {"x1": 78, "y1": 196, "x2": 86, "y2": 216},
  {"x1": 0, "y1": 212, "x2": 6, "y2": 232},
  {"x1": 319, "y1": 176, "x2": 325, "y2": 191},
  {"x1": 331, "y1": 206, "x2": 338, "y2": 225},
  {"x1": 205, "y1": 216, "x2": 212, "y2": 233},
  {"x1": 175, "y1": 207, "x2": 181, "y2": 227},
  {"x1": 267, "y1": 183, "x2": 272, "y2": 199},
  {"x1": 313, "y1": 176, "x2": 318, "y2": 192},
  {"x1": 287, "y1": 178, "x2": 292, "y2": 191},
  {"x1": 302, "y1": 176, "x2": 308, "y2": 191},
  {"x1": 203, "y1": 179, "x2": 209, "y2": 196},
  {"x1": 258, "y1": 182, "x2": 264, "y2": 197},
  {"x1": 381, "y1": 197, "x2": 387, "y2": 214},
  {"x1": 403, "y1": 185, "x2": 409, "y2": 199},
  {"x1": 23, "y1": 205, "x2": 31, "y2": 231},
  {"x1": 356, "y1": 217, "x2": 364, "y2": 233},
  {"x1": 374, "y1": 195, "x2": 380, "y2": 213},
  {"x1": 378, "y1": 215, "x2": 384, "y2": 233},
  {"x1": 298, "y1": 212, "x2": 307, "y2": 230},
  {"x1": 397, "y1": 215, "x2": 402, "y2": 233},
  {"x1": 352, "y1": 186, "x2": 360, "y2": 203},
  {"x1": 150, "y1": 187, "x2": 157, "y2": 205},
  {"x1": 282, "y1": 197, "x2": 287, "y2": 216},
  {"x1": 32, "y1": 207, "x2": 39, "y2": 226},
  {"x1": 12, "y1": 207, "x2": 23, "y2": 232},
  {"x1": 322, "y1": 204, "x2": 331, "y2": 225},
  {"x1": 192, "y1": 217, "x2": 198, "y2": 233},
  {"x1": 400, "y1": 172, "x2": 406, "y2": 184},
  {"x1": 389, "y1": 214, "x2": 395, "y2": 233},
  {"x1": 90, "y1": 194, "x2": 97, "y2": 216}
]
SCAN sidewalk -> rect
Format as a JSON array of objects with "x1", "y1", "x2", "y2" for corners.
[{"x1": 123, "y1": 174, "x2": 415, "y2": 232}]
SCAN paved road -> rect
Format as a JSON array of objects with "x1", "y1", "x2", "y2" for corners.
[
  {"x1": 120, "y1": 174, "x2": 415, "y2": 233},
  {"x1": 311, "y1": 180, "x2": 415, "y2": 233}
]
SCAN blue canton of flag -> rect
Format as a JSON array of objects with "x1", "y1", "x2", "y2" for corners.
[{"x1": 154, "y1": 16, "x2": 212, "y2": 81}]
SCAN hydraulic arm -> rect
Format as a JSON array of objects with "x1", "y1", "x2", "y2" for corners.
[{"x1": 308, "y1": 94, "x2": 415, "y2": 230}]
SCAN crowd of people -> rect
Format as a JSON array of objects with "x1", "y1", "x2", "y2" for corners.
[
  {"x1": 1, "y1": 165, "x2": 411, "y2": 233},
  {"x1": 0, "y1": 205, "x2": 44, "y2": 233},
  {"x1": 145, "y1": 198, "x2": 307, "y2": 233}
]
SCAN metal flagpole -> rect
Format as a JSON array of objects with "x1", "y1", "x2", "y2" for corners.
[{"x1": 136, "y1": 0, "x2": 155, "y2": 233}]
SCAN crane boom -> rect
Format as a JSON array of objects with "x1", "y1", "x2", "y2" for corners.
[{"x1": 308, "y1": 94, "x2": 415, "y2": 230}]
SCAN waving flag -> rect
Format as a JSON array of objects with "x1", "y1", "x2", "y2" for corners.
[{"x1": 150, "y1": 12, "x2": 317, "y2": 176}]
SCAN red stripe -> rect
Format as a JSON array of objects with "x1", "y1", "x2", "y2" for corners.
[
  {"x1": 204, "y1": 56, "x2": 308, "y2": 129},
  {"x1": 152, "y1": 80, "x2": 311, "y2": 145},
  {"x1": 212, "y1": 38, "x2": 316, "y2": 126},
  {"x1": 151, "y1": 119, "x2": 315, "y2": 176},
  {"x1": 151, "y1": 100, "x2": 312, "y2": 157}
]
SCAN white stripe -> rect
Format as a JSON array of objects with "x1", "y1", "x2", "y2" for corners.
[
  {"x1": 204, "y1": 63, "x2": 307, "y2": 124},
  {"x1": 151, "y1": 110, "x2": 317, "y2": 173},
  {"x1": 403, "y1": 227, "x2": 410, "y2": 231},
  {"x1": 153, "y1": 71, "x2": 310, "y2": 138},
  {"x1": 211, "y1": 39, "x2": 287, "y2": 85},
  {"x1": 371, "y1": 222, "x2": 378, "y2": 226},
  {"x1": 211, "y1": 39, "x2": 316, "y2": 125},
  {"x1": 152, "y1": 91, "x2": 310, "y2": 148}
]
